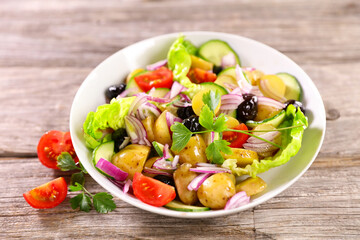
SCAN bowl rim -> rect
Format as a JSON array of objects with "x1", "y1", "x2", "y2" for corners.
[{"x1": 70, "y1": 31, "x2": 326, "y2": 218}]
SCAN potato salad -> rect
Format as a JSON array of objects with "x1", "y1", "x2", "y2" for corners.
[{"x1": 82, "y1": 35, "x2": 308, "y2": 211}]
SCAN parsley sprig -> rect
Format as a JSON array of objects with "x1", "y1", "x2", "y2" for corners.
[
  {"x1": 170, "y1": 91, "x2": 304, "y2": 165},
  {"x1": 57, "y1": 152, "x2": 116, "y2": 213}
]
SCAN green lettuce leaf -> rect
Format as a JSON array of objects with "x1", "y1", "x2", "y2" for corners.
[
  {"x1": 167, "y1": 35, "x2": 201, "y2": 98},
  {"x1": 222, "y1": 105, "x2": 308, "y2": 177},
  {"x1": 83, "y1": 97, "x2": 135, "y2": 149}
]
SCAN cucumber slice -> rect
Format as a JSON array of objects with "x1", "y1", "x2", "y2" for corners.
[
  {"x1": 164, "y1": 201, "x2": 210, "y2": 212},
  {"x1": 246, "y1": 110, "x2": 286, "y2": 128},
  {"x1": 218, "y1": 66, "x2": 236, "y2": 78},
  {"x1": 92, "y1": 141, "x2": 115, "y2": 177},
  {"x1": 125, "y1": 70, "x2": 148, "y2": 96},
  {"x1": 199, "y1": 82, "x2": 228, "y2": 96},
  {"x1": 147, "y1": 88, "x2": 170, "y2": 98},
  {"x1": 276, "y1": 73, "x2": 302, "y2": 101},
  {"x1": 152, "y1": 141, "x2": 164, "y2": 157},
  {"x1": 198, "y1": 40, "x2": 241, "y2": 67}
]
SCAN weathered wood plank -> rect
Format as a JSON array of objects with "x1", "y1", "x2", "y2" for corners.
[
  {"x1": 0, "y1": 0, "x2": 359, "y2": 68},
  {"x1": 1, "y1": 157, "x2": 359, "y2": 239}
]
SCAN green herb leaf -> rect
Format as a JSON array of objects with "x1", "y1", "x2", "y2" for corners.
[
  {"x1": 70, "y1": 193, "x2": 92, "y2": 212},
  {"x1": 68, "y1": 182, "x2": 83, "y2": 192},
  {"x1": 170, "y1": 122, "x2": 192, "y2": 152},
  {"x1": 71, "y1": 172, "x2": 85, "y2": 186},
  {"x1": 202, "y1": 90, "x2": 221, "y2": 112},
  {"x1": 206, "y1": 140, "x2": 232, "y2": 165},
  {"x1": 93, "y1": 192, "x2": 116, "y2": 213},
  {"x1": 199, "y1": 104, "x2": 214, "y2": 130},
  {"x1": 57, "y1": 152, "x2": 79, "y2": 171},
  {"x1": 213, "y1": 114, "x2": 227, "y2": 133}
]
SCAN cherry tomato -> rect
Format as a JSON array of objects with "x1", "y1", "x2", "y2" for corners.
[
  {"x1": 222, "y1": 123, "x2": 250, "y2": 148},
  {"x1": 23, "y1": 177, "x2": 68, "y2": 209},
  {"x1": 37, "y1": 130, "x2": 78, "y2": 169},
  {"x1": 132, "y1": 172, "x2": 176, "y2": 207},
  {"x1": 187, "y1": 68, "x2": 217, "y2": 84},
  {"x1": 134, "y1": 67, "x2": 173, "y2": 92}
]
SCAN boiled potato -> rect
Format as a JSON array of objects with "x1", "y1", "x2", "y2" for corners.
[
  {"x1": 173, "y1": 163, "x2": 199, "y2": 205},
  {"x1": 222, "y1": 148, "x2": 258, "y2": 167},
  {"x1": 197, "y1": 173, "x2": 236, "y2": 209},
  {"x1": 236, "y1": 177, "x2": 267, "y2": 196},
  {"x1": 254, "y1": 104, "x2": 281, "y2": 122},
  {"x1": 225, "y1": 116, "x2": 240, "y2": 129},
  {"x1": 154, "y1": 110, "x2": 172, "y2": 146},
  {"x1": 190, "y1": 55, "x2": 214, "y2": 71},
  {"x1": 111, "y1": 144, "x2": 150, "y2": 180},
  {"x1": 245, "y1": 69, "x2": 264, "y2": 86},
  {"x1": 175, "y1": 134, "x2": 207, "y2": 166},
  {"x1": 142, "y1": 116, "x2": 155, "y2": 143}
]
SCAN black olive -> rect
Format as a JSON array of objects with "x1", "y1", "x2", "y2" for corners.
[
  {"x1": 105, "y1": 83, "x2": 126, "y2": 101},
  {"x1": 154, "y1": 175, "x2": 175, "y2": 187},
  {"x1": 236, "y1": 93, "x2": 258, "y2": 122},
  {"x1": 183, "y1": 115, "x2": 201, "y2": 132},
  {"x1": 177, "y1": 106, "x2": 195, "y2": 119},
  {"x1": 284, "y1": 100, "x2": 305, "y2": 113},
  {"x1": 213, "y1": 65, "x2": 223, "y2": 75},
  {"x1": 111, "y1": 128, "x2": 128, "y2": 152}
]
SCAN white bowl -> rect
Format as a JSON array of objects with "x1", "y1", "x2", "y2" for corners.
[{"x1": 70, "y1": 31, "x2": 326, "y2": 218}]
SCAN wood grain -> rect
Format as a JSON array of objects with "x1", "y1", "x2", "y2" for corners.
[{"x1": 1, "y1": 0, "x2": 359, "y2": 239}]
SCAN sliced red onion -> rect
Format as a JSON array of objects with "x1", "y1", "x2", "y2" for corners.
[
  {"x1": 211, "y1": 132, "x2": 215, "y2": 143},
  {"x1": 257, "y1": 96, "x2": 286, "y2": 109},
  {"x1": 220, "y1": 94, "x2": 244, "y2": 110},
  {"x1": 224, "y1": 191, "x2": 250, "y2": 210},
  {"x1": 243, "y1": 142, "x2": 279, "y2": 153},
  {"x1": 187, "y1": 173, "x2": 212, "y2": 191},
  {"x1": 235, "y1": 64, "x2": 252, "y2": 94},
  {"x1": 173, "y1": 101, "x2": 192, "y2": 107},
  {"x1": 147, "y1": 95, "x2": 171, "y2": 103},
  {"x1": 109, "y1": 179, "x2": 125, "y2": 190},
  {"x1": 116, "y1": 89, "x2": 131, "y2": 99},
  {"x1": 146, "y1": 59, "x2": 167, "y2": 71},
  {"x1": 223, "y1": 82, "x2": 238, "y2": 91},
  {"x1": 230, "y1": 87, "x2": 241, "y2": 95},
  {"x1": 163, "y1": 144, "x2": 171, "y2": 159},
  {"x1": 135, "y1": 102, "x2": 161, "y2": 120},
  {"x1": 96, "y1": 158, "x2": 128, "y2": 181},
  {"x1": 179, "y1": 93, "x2": 191, "y2": 102},
  {"x1": 219, "y1": 109, "x2": 232, "y2": 115},
  {"x1": 196, "y1": 162, "x2": 218, "y2": 167},
  {"x1": 190, "y1": 166, "x2": 231, "y2": 174},
  {"x1": 128, "y1": 93, "x2": 148, "y2": 117},
  {"x1": 242, "y1": 67, "x2": 256, "y2": 72},
  {"x1": 172, "y1": 155, "x2": 179, "y2": 168},
  {"x1": 143, "y1": 167, "x2": 173, "y2": 176},
  {"x1": 250, "y1": 86, "x2": 263, "y2": 96},
  {"x1": 123, "y1": 179, "x2": 132, "y2": 194},
  {"x1": 125, "y1": 115, "x2": 151, "y2": 146},
  {"x1": 247, "y1": 131, "x2": 280, "y2": 144},
  {"x1": 147, "y1": 87, "x2": 156, "y2": 96},
  {"x1": 221, "y1": 53, "x2": 236, "y2": 69},
  {"x1": 153, "y1": 157, "x2": 177, "y2": 170},
  {"x1": 221, "y1": 93, "x2": 243, "y2": 102},
  {"x1": 119, "y1": 136, "x2": 130, "y2": 150},
  {"x1": 166, "y1": 111, "x2": 182, "y2": 132},
  {"x1": 169, "y1": 81, "x2": 188, "y2": 99}
]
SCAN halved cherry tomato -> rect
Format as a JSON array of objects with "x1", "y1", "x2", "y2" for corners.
[
  {"x1": 132, "y1": 172, "x2": 176, "y2": 207},
  {"x1": 222, "y1": 123, "x2": 250, "y2": 148},
  {"x1": 134, "y1": 67, "x2": 173, "y2": 92},
  {"x1": 37, "y1": 130, "x2": 78, "y2": 169},
  {"x1": 187, "y1": 68, "x2": 217, "y2": 84},
  {"x1": 23, "y1": 177, "x2": 68, "y2": 209}
]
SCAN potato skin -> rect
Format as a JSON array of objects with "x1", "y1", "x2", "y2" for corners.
[
  {"x1": 153, "y1": 110, "x2": 172, "y2": 146},
  {"x1": 173, "y1": 163, "x2": 199, "y2": 205},
  {"x1": 222, "y1": 148, "x2": 258, "y2": 167},
  {"x1": 236, "y1": 177, "x2": 267, "y2": 196},
  {"x1": 142, "y1": 116, "x2": 155, "y2": 143},
  {"x1": 197, "y1": 173, "x2": 236, "y2": 209},
  {"x1": 175, "y1": 134, "x2": 207, "y2": 166},
  {"x1": 111, "y1": 144, "x2": 150, "y2": 180}
]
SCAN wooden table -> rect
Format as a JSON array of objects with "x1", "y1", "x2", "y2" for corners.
[{"x1": 1, "y1": 0, "x2": 359, "y2": 239}]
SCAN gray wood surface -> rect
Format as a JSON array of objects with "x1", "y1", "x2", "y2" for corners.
[{"x1": 1, "y1": 0, "x2": 359, "y2": 239}]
